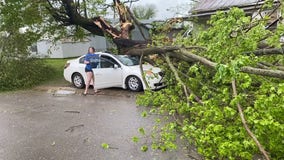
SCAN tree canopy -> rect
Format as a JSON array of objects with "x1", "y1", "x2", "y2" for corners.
[{"x1": 132, "y1": 4, "x2": 156, "y2": 20}]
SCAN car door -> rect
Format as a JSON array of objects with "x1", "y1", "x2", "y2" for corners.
[{"x1": 94, "y1": 55, "x2": 123, "y2": 89}]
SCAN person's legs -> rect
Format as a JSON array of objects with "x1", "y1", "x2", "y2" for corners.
[
  {"x1": 90, "y1": 78, "x2": 94, "y2": 86},
  {"x1": 93, "y1": 75, "x2": 99, "y2": 93},
  {"x1": 84, "y1": 71, "x2": 93, "y2": 95}
]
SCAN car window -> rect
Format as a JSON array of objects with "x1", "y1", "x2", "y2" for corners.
[
  {"x1": 100, "y1": 55, "x2": 120, "y2": 68},
  {"x1": 114, "y1": 55, "x2": 139, "y2": 66},
  {"x1": 79, "y1": 57, "x2": 85, "y2": 64}
]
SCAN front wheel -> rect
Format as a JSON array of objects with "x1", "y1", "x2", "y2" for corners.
[
  {"x1": 72, "y1": 73, "x2": 85, "y2": 89},
  {"x1": 126, "y1": 76, "x2": 143, "y2": 92}
]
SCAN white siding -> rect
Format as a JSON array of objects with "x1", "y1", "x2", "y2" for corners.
[
  {"x1": 35, "y1": 35, "x2": 108, "y2": 58},
  {"x1": 89, "y1": 35, "x2": 107, "y2": 52},
  {"x1": 36, "y1": 40, "x2": 63, "y2": 58},
  {"x1": 62, "y1": 41, "x2": 90, "y2": 58}
]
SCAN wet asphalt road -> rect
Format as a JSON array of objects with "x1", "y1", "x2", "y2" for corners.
[{"x1": 0, "y1": 88, "x2": 199, "y2": 160}]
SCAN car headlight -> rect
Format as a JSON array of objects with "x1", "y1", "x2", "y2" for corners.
[
  {"x1": 145, "y1": 70, "x2": 154, "y2": 76},
  {"x1": 144, "y1": 70, "x2": 160, "y2": 79}
]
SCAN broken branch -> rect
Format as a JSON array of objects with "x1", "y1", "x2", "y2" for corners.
[
  {"x1": 180, "y1": 49, "x2": 284, "y2": 79},
  {"x1": 164, "y1": 54, "x2": 203, "y2": 105},
  {"x1": 231, "y1": 79, "x2": 270, "y2": 160}
]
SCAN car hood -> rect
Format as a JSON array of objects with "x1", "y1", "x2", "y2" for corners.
[{"x1": 128, "y1": 64, "x2": 161, "y2": 73}]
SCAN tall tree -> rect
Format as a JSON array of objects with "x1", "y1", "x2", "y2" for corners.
[
  {"x1": 0, "y1": 0, "x2": 145, "y2": 58},
  {"x1": 132, "y1": 4, "x2": 156, "y2": 20}
]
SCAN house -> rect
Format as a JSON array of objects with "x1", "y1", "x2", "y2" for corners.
[
  {"x1": 31, "y1": 35, "x2": 109, "y2": 58},
  {"x1": 131, "y1": 19, "x2": 152, "y2": 41},
  {"x1": 32, "y1": 20, "x2": 152, "y2": 58},
  {"x1": 190, "y1": 0, "x2": 281, "y2": 30}
]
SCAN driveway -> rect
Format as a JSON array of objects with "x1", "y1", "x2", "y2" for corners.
[{"x1": 0, "y1": 87, "x2": 200, "y2": 160}]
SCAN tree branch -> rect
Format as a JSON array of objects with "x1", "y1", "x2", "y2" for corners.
[
  {"x1": 164, "y1": 54, "x2": 203, "y2": 105},
  {"x1": 240, "y1": 66, "x2": 284, "y2": 79},
  {"x1": 126, "y1": 6, "x2": 148, "y2": 40},
  {"x1": 139, "y1": 53, "x2": 150, "y2": 89},
  {"x1": 180, "y1": 49, "x2": 284, "y2": 79},
  {"x1": 259, "y1": 61, "x2": 284, "y2": 71},
  {"x1": 123, "y1": 46, "x2": 284, "y2": 79},
  {"x1": 45, "y1": 0, "x2": 71, "y2": 25},
  {"x1": 113, "y1": 0, "x2": 134, "y2": 39},
  {"x1": 46, "y1": 0, "x2": 104, "y2": 36},
  {"x1": 82, "y1": 0, "x2": 88, "y2": 18},
  {"x1": 164, "y1": 54, "x2": 190, "y2": 102},
  {"x1": 231, "y1": 79, "x2": 270, "y2": 160},
  {"x1": 93, "y1": 16, "x2": 121, "y2": 38},
  {"x1": 246, "y1": 47, "x2": 284, "y2": 56},
  {"x1": 124, "y1": 46, "x2": 180, "y2": 56}
]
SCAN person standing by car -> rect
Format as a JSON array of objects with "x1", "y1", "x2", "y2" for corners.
[{"x1": 83, "y1": 47, "x2": 99, "y2": 95}]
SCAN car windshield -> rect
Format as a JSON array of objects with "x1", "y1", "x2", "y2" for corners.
[{"x1": 114, "y1": 55, "x2": 139, "y2": 66}]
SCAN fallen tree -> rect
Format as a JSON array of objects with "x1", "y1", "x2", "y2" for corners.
[
  {"x1": 47, "y1": 1, "x2": 284, "y2": 159},
  {"x1": 135, "y1": 5, "x2": 283, "y2": 160}
]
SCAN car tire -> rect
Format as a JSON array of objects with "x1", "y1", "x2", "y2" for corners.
[
  {"x1": 72, "y1": 73, "x2": 85, "y2": 89},
  {"x1": 126, "y1": 75, "x2": 143, "y2": 92}
]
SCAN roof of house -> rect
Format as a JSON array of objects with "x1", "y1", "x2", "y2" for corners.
[
  {"x1": 193, "y1": 0, "x2": 259, "y2": 12},
  {"x1": 190, "y1": 0, "x2": 274, "y2": 17}
]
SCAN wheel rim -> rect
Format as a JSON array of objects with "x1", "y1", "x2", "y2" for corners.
[
  {"x1": 128, "y1": 77, "x2": 139, "y2": 90},
  {"x1": 73, "y1": 75, "x2": 83, "y2": 87}
]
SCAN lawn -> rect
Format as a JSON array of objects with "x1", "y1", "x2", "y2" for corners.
[{"x1": 42, "y1": 58, "x2": 73, "y2": 86}]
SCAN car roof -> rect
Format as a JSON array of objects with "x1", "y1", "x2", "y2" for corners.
[{"x1": 78, "y1": 52, "x2": 115, "y2": 58}]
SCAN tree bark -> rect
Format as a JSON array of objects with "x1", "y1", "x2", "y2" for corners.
[
  {"x1": 246, "y1": 47, "x2": 284, "y2": 56},
  {"x1": 46, "y1": 0, "x2": 105, "y2": 36}
]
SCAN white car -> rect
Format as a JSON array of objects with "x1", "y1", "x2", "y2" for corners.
[{"x1": 63, "y1": 52, "x2": 165, "y2": 91}]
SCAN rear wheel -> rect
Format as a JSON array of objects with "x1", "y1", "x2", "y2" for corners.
[
  {"x1": 72, "y1": 73, "x2": 85, "y2": 89},
  {"x1": 126, "y1": 76, "x2": 143, "y2": 92}
]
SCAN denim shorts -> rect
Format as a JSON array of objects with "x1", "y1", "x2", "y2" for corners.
[{"x1": 85, "y1": 68, "x2": 93, "y2": 72}]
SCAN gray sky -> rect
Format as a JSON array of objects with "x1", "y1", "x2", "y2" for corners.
[
  {"x1": 106, "y1": 0, "x2": 191, "y2": 20},
  {"x1": 133, "y1": 0, "x2": 191, "y2": 20}
]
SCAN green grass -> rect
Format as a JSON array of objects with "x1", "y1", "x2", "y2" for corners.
[
  {"x1": 41, "y1": 58, "x2": 74, "y2": 85},
  {"x1": 43, "y1": 58, "x2": 69, "y2": 79}
]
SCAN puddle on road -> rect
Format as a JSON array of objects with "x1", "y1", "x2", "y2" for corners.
[
  {"x1": 48, "y1": 87, "x2": 77, "y2": 96},
  {"x1": 55, "y1": 90, "x2": 75, "y2": 95},
  {"x1": 43, "y1": 86, "x2": 138, "y2": 98}
]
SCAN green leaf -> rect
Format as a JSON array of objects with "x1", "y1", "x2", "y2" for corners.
[
  {"x1": 141, "y1": 145, "x2": 148, "y2": 152},
  {"x1": 138, "y1": 127, "x2": 146, "y2": 135},
  {"x1": 141, "y1": 111, "x2": 148, "y2": 118},
  {"x1": 101, "y1": 143, "x2": 109, "y2": 149},
  {"x1": 132, "y1": 136, "x2": 140, "y2": 143},
  {"x1": 151, "y1": 143, "x2": 158, "y2": 150}
]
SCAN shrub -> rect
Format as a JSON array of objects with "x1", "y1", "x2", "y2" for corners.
[{"x1": 0, "y1": 58, "x2": 55, "y2": 91}]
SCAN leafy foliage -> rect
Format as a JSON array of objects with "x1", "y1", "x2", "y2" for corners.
[
  {"x1": 0, "y1": 0, "x2": 107, "y2": 91},
  {"x1": 101, "y1": 143, "x2": 109, "y2": 149},
  {"x1": 136, "y1": 7, "x2": 284, "y2": 159},
  {"x1": 0, "y1": 59, "x2": 55, "y2": 91},
  {"x1": 0, "y1": 0, "x2": 108, "y2": 61},
  {"x1": 132, "y1": 4, "x2": 156, "y2": 20}
]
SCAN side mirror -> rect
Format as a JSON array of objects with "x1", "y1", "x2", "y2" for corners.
[{"x1": 114, "y1": 64, "x2": 118, "y2": 69}]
